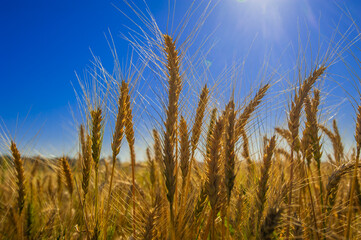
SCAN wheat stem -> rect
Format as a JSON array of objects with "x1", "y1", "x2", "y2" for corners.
[{"x1": 345, "y1": 104, "x2": 361, "y2": 239}]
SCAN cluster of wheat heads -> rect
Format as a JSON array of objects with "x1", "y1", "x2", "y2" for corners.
[
  {"x1": 0, "y1": 36, "x2": 361, "y2": 240},
  {"x1": 2, "y1": 4, "x2": 361, "y2": 240}
]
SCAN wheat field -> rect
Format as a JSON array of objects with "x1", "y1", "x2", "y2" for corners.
[{"x1": 2, "y1": 1, "x2": 361, "y2": 239}]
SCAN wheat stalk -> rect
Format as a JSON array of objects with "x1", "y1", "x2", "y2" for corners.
[
  {"x1": 121, "y1": 80, "x2": 137, "y2": 237},
  {"x1": 205, "y1": 117, "x2": 224, "y2": 239},
  {"x1": 345, "y1": 104, "x2": 361, "y2": 239},
  {"x1": 310, "y1": 90, "x2": 324, "y2": 205},
  {"x1": 90, "y1": 107, "x2": 103, "y2": 239},
  {"x1": 180, "y1": 85, "x2": 209, "y2": 212},
  {"x1": 162, "y1": 34, "x2": 182, "y2": 238},
  {"x1": 285, "y1": 65, "x2": 326, "y2": 239},
  {"x1": 104, "y1": 81, "x2": 126, "y2": 239}
]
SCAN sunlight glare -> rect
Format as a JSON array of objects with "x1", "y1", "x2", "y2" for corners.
[{"x1": 232, "y1": 0, "x2": 291, "y2": 43}]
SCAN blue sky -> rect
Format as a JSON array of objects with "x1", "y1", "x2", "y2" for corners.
[{"x1": 1, "y1": 0, "x2": 361, "y2": 157}]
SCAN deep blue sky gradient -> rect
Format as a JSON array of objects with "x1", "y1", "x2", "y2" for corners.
[{"x1": 1, "y1": 0, "x2": 361, "y2": 156}]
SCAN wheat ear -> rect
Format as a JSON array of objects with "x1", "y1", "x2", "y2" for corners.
[
  {"x1": 285, "y1": 65, "x2": 326, "y2": 239},
  {"x1": 275, "y1": 127, "x2": 293, "y2": 147},
  {"x1": 90, "y1": 107, "x2": 103, "y2": 239},
  {"x1": 80, "y1": 126, "x2": 92, "y2": 202},
  {"x1": 301, "y1": 96, "x2": 314, "y2": 166},
  {"x1": 121, "y1": 80, "x2": 137, "y2": 237},
  {"x1": 11, "y1": 140, "x2": 25, "y2": 240},
  {"x1": 240, "y1": 129, "x2": 255, "y2": 188},
  {"x1": 152, "y1": 129, "x2": 163, "y2": 169},
  {"x1": 224, "y1": 100, "x2": 236, "y2": 204},
  {"x1": 147, "y1": 147, "x2": 156, "y2": 194},
  {"x1": 162, "y1": 34, "x2": 182, "y2": 238},
  {"x1": 235, "y1": 84, "x2": 270, "y2": 140},
  {"x1": 11, "y1": 141, "x2": 26, "y2": 240},
  {"x1": 61, "y1": 157, "x2": 74, "y2": 196},
  {"x1": 104, "y1": 81, "x2": 126, "y2": 239},
  {"x1": 301, "y1": 90, "x2": 323, "y2": 238},
  {"x1": 10, "y1": 141, "x2": 26, "y2": 214},
  {"x1": 142, "y1": 196, "x2": 160, "y2": 240},
  {"x1": 192, "y1": 182, "x2": 208, "y2": 227},
  {"x1": 308, "y1": 90, "x2": 324, "y2": 203},
  {"x1": 57, "y1": 160, "x2": 62, "y2": 201},
  {"x1": 179, "y1": 116, "x2": 190, "y2": 188},
  {"x1": 205, "y1": 117, "x2": 224, "y2": 239},
  {"x1": 191, "y1": 85, "x2": 209, "y2": 153},
  {"x1": 256, "y1": 136, "x2": 276, "y2": 231},
  {"x1": 80, "y1": 124, "x2": 86, "y2": 162},
  {"x1": 332, "y1": 119, "x2": 344, "y2": 163},
  {"x1": 319, "y1": 120, "x2": 344, "y2": 165},
  {"x1": 181, "y1": 85, "x2": 208, "y2": 212},
  {"x1": 307, "y1": 90, "x2": 322, "y2": 165},
  {"x1": 326, "y1": 162, "x2": 360, "y2": 213}
]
